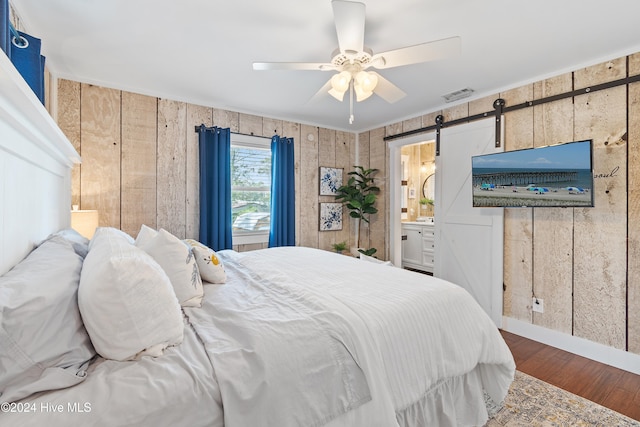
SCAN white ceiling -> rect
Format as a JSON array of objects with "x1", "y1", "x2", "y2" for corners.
[{"x1": 11, "y1": 0, "x2": 640, "y2": 132}]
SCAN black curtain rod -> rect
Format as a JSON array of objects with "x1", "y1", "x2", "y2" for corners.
[
  {"x1": 384, "y1": 73, "x2": 640, "y2": 142},
  {"x1": 194, "y1": 126, "x2": 273, "y2": 140}
]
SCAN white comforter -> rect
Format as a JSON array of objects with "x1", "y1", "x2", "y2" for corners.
[
  {"x1": 184, "y1": 249, "x2": 372, "y2": 427},
  {"x1": 1, "y1": 317, "x2": 224, "y2": 427},
  {"x1": 208, "y1": 247, "x2": 515, "y2": 426},
  {"x1": 2, "y1": 247, "x2": 515, "y2": 427}
]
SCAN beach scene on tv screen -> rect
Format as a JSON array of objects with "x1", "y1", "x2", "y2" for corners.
[{"x1": 472, "y1": 140, "x2": 593, "y2": 207}]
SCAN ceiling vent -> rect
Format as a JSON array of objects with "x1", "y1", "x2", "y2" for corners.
[{"x1": 442, "y1": 88, "x2": 474, "y2": 103}]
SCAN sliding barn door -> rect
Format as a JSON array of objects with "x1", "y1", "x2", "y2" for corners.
[{"x1": 434, "y1": 118, "x2": 504, "y2": 326}]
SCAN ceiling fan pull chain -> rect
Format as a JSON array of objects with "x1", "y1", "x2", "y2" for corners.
[{"x1": 349, "y1": 81, "x2": 354, "y2": 124}]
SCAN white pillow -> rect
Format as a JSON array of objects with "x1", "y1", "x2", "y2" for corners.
[
  {"x1": 359, "y1": 253, "x2": 394, "y2": 266},
  {"x1": 135, "y1": 223, "x2": 158, "y2": 247},
  {"x1": 137, "y1": 229, "x2": 204, "y2": 307},
  {"x1": 184, "y1": 239, "x2": 227, "y2": 284},
  {"x1": 0, "y1": 236, "x2": 94, "y2": 403},
  {"x1": 79, "y1": 228, "x2": 184, "y2": 361},
  {"x1": 89, "y1": 227, "x2": 134, "y2": 250},
  {"x1": 42, "y1": 227, "x2": 90, "y2": 258}
]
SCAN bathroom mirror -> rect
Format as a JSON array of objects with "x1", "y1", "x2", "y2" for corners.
[{"x1": 422, "y1": 173, "x2": 435, "y2": 200}]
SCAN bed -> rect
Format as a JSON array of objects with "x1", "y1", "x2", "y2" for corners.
[
  {"x1": 0, "y1": 47, "x2": 514, "y2": 427},
  {"x1": 0, "y1": 224, "x2": 515, "y2": 427}
]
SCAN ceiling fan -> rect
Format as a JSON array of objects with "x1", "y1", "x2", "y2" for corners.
[{"x1": 253, "y1": 0, "x2": 461, "y2": 123}]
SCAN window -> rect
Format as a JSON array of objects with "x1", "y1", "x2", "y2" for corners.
[{"x1": 231, "y1": 134, "x2": 271, "y2": 245}]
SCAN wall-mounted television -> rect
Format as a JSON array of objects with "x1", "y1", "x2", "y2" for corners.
[{"x1": 472, "y1": 140, "x2": 594, "y2": 208}]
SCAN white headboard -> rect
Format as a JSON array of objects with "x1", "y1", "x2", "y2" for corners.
[{"x1": 0, "y1": 50, "x2": 80, "y2": 275}]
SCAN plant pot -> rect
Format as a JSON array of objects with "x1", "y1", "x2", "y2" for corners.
[{"x1": 350, "y1": 247, "x2": 363, "y2": 257}]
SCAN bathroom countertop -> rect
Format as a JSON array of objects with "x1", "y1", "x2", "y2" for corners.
[{"x1": 402, "y1": 218, "x2": 435, "y2": 225}]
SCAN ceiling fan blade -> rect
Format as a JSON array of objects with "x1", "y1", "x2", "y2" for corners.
[
  {"x1": 332, "y1": 0, "x2": 365, "y2": 54},
  {"x1": 370, "y1": 72, "x2": 406, "y2": 103},
  {"x1": 371, "y1": 36, "x2": 461, "y2": 69},
  {"x1": 253, "y1": 62, "x2": 336, "y2": 71},
  {"x1": 307, "y1": 78, "x2": 334, "y2": 104}
]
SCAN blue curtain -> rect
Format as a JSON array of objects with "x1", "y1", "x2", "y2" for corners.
[
  {"x1": 1, "y1": 0, "x2": 10, "y2": 59},
  {"x1": 0, "y1": 1, "x2": 45, "y2": 103},
  {"x1": 269, "y1": 135, "x2": 295, "y2": 247},
  {"x1": 198, "y1": 125, "x2": 233, "y2": 251},
  {"x1": 11, "y1": 30, "x2": 45, "y2": 104}
]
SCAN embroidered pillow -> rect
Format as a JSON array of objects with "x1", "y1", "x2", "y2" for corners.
[
  {"x1": 184, "y1": 239, "x2": 227, "y2": 284},
  {"x1": 137, "y1": 229, "x2": 204, "y2": 307}
]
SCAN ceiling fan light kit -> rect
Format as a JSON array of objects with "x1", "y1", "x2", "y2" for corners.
[
  {"x1": 329, "y1": 67, "x2": 378, "y2": 102},
  {"x1": 354, "y1": 70, "x2": 377, "y2": 100},
  {"x1": 354, "y1": 83, "x2": 373, "y2": 102},
  {"x1": 329, "y1": 70, "x2": 351, "y2": 101},
  {"x1": 252, "y1": 0, "x2": 461, "y2": 124}
]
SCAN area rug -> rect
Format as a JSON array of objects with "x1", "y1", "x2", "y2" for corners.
[{"x1": 485, "y1": 370, "x2": 640, "y2": 426}]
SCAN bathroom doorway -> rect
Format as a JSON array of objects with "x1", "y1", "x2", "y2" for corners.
[
  {"x1": 401, "y1": 142, "x2": 436, "y2": 221},
  {"x1": 388, "y1": 132, "x2": 437, "y2": 266}
]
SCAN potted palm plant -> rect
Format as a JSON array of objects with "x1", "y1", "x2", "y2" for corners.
[
  {"x1": 335, "y1": 166, "x2": 380, "y2": 257},
  {"x1": 331, "y1": 241, "x2": 348, "y2": 254},
  {"x1": 419, "y1": 197, "x2": 434, "y2": 219}
]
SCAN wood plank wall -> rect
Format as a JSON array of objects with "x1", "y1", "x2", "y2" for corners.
[
  {"x1": 56, "y1": 80, "x2": 356, "y2": 253},
  {"x1": 629, "y1": 54, "x2": 640, "y2": 354},
  {"x1": 377, "y1": 53, "x2": 640, "y2": 356},
  {"x1": 531, "y1": 74, "x2": 574, "y2": 334},
  {"x1": 80, "y1": 84, "x2": 121, "y2": 229},
  {"x1": 573, "y1": 59, "x2": 627, "y2": 349},
  {"x1": 121, "y1": 92, "x2": 157, "y2": 235}
]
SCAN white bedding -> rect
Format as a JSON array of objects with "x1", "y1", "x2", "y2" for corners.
[
  {"x1": 184, "y1": 250, "x2": 372, "y2": 427},
  {"x1": 1, "y1": 246, "x2": 515, "y2": 427},
  {"x1": 216, "y1": 247, "x2": 515, "y2": 426},
  {"x1": 1, "y1": 318, "x2": 223, "y2": 426}
]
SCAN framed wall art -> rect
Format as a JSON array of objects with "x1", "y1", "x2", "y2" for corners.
[
  {"x1": 319, "y1": 167, "x2": 343, "y2": 196},
  {"x1": 319, "y1": 202, "x2": 343, "y2": 231}
]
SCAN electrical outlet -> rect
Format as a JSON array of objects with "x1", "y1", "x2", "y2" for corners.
[{"x1": 532, "y1": 297, "x2": 544, "y2": 313}]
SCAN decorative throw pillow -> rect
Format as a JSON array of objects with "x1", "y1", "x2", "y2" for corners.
[
  {"x1": 79, "y1": 227, "x2": 184, "y2": 361},
  {"x1": 137, "y1": 229, "x2": 204, "y2": 307},
  {"x1": 134, "y1": 223, "x2": 158, "y2": 248},
  {"x1": 184, "y1": 239, "x2": 227, "y2": 284},
  {"x1": 0, "y1": 236, "x2": 95, "y2": 403}
]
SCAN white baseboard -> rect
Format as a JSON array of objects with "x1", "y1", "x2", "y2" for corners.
[{"x1": 501, "y1": 316, "x2": 640, "y2": 376}]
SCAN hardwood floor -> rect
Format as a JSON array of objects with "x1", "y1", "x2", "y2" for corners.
[{"x1": 500, "y1": 330, "x2": 640, "y2": 421}]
